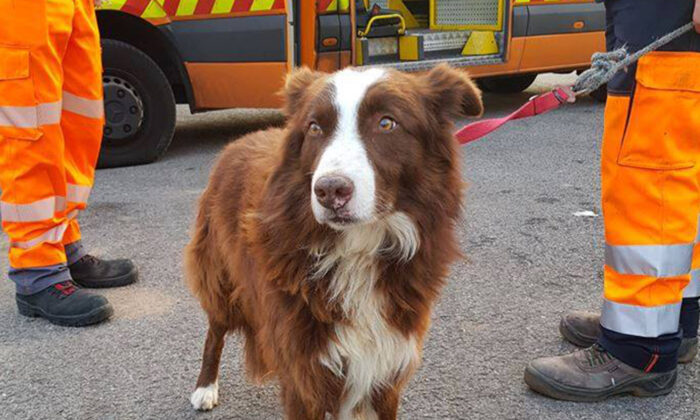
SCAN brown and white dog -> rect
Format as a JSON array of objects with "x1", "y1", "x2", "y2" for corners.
[{"x1": 185, "y1": 64, "x2": 482, "y2": 419}]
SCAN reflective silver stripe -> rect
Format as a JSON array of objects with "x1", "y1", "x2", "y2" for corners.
[
  {"x1": 605, "y1": 243, "x2": 693, "y2": 278},
  {"x1": 0, "y1": 196, "x2": 66, "y2": 222},
  {"x1": 62, "y1": 91, "x2": 103, "y2": 119},
  {"x1": 684, "y1": 269, "x2": 700, "y2": 298},
  {"x1": 66, "y1": 184, "x2": 91, "y2": 204},
  {"x1": 0, "y1": 101, "x2": 61, "y2": 128},
  {"x1": 601, "y1": 299, "x2": 681, "y2": 337},
  {"x1": 38, "y1": 102, "x2": 62, "y2": 125},
  {"x1": 67, "y1": 209, "x2": 79, "y2": 220},
  {"x1": 10, "y1": 223, "x2": 67, "y2": 249}
]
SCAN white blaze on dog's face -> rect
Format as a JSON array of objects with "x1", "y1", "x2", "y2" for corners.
[
  {"x1": 310, "y1": 68, "x2": 386, "y2": 229},
  {"x1": 283, "y1": 65, "x2": 483, "y2": 231}
]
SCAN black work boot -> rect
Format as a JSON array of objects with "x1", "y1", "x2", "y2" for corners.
[
  {"x1": 16, "y1": 281, "x2": 113, "y2": 327},
  {"x1": 560, "y1": 311, "x2": 698, "y2": 363},
  {"x1": 69, "y1": 255, "x2": 138, "y2": 288},
  {"x1": 524, "y1": 344, "x2": 677, "y2": 402}
]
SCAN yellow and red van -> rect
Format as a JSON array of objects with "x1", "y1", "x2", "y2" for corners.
[{"x1": 97, "y1": 0, "x2": 605, "y2": 166}]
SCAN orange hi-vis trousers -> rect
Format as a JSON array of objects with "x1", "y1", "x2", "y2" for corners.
[
  {"x1": 0, "y1": 0, "x2": 103, "y2": 292},
  {"x1": 601, "y1": 52, "x2": 700, "y2": 341}
]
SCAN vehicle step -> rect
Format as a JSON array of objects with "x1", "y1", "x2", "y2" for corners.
[
  {"x1": 372, "y1": 52, "x2": 504, "y2": 72},
  {"x1": 407, "y1": 30, "x2": 471, "y2": 52},
  {"x1": 356, "y1": 30, "x2": 503, "y2": 65}
]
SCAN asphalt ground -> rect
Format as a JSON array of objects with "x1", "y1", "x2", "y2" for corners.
[{"x1": 1, "y1": 73, "x2": 698, "y2": 419}]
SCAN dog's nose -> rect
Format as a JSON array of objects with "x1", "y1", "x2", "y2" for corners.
[{"x1": 314, "y1": 175, "x2": 354, "y2": 210}]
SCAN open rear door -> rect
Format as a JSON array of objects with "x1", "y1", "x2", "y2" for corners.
[{"x1": 353, "y1": 0, "x2": 509, "y2": 71}]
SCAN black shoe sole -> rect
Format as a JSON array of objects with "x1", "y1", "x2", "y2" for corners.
[
  {"x1": 72, "y1": 265, "x2": 139, "y2": 289},
  {"x1": 524, "y1": 364, "x2": 677, "y2": 402},
  {"x1": 559, "y1": 317, "x2": 597, "y2": 348},
  {"x1": 16, "y1": 299, "x2": 114, "y2": 327}
]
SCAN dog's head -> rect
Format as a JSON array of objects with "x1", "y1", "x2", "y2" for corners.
[{"x1": 282, "y1": 65, "x2": 482, "y2": 230}]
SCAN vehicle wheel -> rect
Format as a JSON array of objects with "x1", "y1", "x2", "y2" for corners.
[
  {"x1": 589, "y1": 84, "x2": 608, "y2": 103},
  {"x1": 478, "y1": 74, "x2": 537, "y2": 94},
  {"x1": 98, "y1": 39, "x2": 176, "y2": 168}
]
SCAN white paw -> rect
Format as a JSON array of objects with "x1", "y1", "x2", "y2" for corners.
[{"x1": 190, "y1": 382, "x2": 219, "y2": 411}]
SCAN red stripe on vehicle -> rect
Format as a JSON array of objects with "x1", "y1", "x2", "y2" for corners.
[
  {"x1": 162, "y1": 0, "x2": 180, "y2": 15},
  {"x1": 194, "y1": 0, "x2": 216, "y2": 14},
  {"x1": 317, "y1": 0, "x2": 334, "y2": 12},
  {"x1": 121, "y1": 0, "x2": 150, "y2": 15},
  {"x1": 272, "y1": 0, "x2": 285, "y2": 10},
  {"x1": 231, "y1": 0, "x2": 254, "y2": 12}
]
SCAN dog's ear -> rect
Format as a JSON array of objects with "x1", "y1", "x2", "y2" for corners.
[
  {"x1": 422, "y1": 64, "x2": 483, "y2": 119},
  {"x1": 283, "y1": 67, "x2": 323, "y2": 116}
]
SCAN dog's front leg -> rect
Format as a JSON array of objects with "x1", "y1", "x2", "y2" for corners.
[{"x1": 371, "y1": 385, "x2": 400, "y2": 420}]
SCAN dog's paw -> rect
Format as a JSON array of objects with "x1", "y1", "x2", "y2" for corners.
[{"x1": 190, "y1": 382, "x2": 219, "y2": 411}]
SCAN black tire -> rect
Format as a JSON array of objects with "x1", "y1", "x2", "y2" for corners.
[
  {"x1": 589, "y1": 84, "x2": 608, "y2": 103},
  {"x1": 478, "y1": 74, "x2": 537, "y2": 94},
  {"x1": 98, "y1": 39, "x2": 176, "y2": 168}
]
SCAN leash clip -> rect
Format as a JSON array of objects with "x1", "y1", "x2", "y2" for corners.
[{"x1": 552, "y1": 86, "x2": 576, "y2": 104}]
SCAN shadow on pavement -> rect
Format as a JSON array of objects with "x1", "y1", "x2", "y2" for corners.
[
  {"x1": 164, "y1": 108, "x2": 285, "y2": 160},
  {"x1": 479, "y1": 90, "x2": 598, "y2": 118}
]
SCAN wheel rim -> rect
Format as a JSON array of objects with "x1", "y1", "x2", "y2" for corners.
[{"x1": 102, "y1": 74, "x2": 145, "y2": 145}]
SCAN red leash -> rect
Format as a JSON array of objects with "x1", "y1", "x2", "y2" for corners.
[
  {"x1": 453, "y1": 22, "x2": 694, "y2": 144},
  {"x1": 455, "y1": 86, "x2": 576, "y2": 145}
]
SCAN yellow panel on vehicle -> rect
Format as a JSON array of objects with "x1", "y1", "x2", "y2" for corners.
[
  {"x1": 430, "y1": 0, "x2": 504, "y2": 31},
  {"x1": 142, "y1": 0, "x2": 166, "y2": 18},
  {"x1": 388, "y1": 0, "x2": 419, "y2": 29},
  {"x1": 319, "y1": 0, "x2": 350, "y2": 13},
  {"x1": 355, "y1": 38, "x2": 365, "y2": 65},
  {"x1": 212, "y1": 0, "x2": 235, "y2": 14},
  {"x1": 176, "y1": 0, "x2": 197, "y2": 16},
  {"x1": 399, "y1": 35, "x2": 423, "y2": 61},
  {"x1": 251, "y1": 0, "x2": 275, "y2": 11},
  {"x1": 461, "y1": 31, "x2": 498, "y2": 56}
]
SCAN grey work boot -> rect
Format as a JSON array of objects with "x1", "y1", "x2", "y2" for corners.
[
  {"x1": 560, "y1": 311, "x2": 698, "y2": 363},
  {"x1": 678, "y1": 337, "x2": 699, "y2": 364},
  {"x1": 524, "y1": 344, "x2": 677, "y2": 402},
  {"x1": 559, "y1": 311, "x2": 600, "y2": 348}
]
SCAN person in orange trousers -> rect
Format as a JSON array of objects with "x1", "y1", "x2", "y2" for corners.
[
  {"x1": 524, "y1": 0, "x2": 700, "y2": 401},
  {"x1": 0, "y1": 0, "x2": 137, "y2": 327}
]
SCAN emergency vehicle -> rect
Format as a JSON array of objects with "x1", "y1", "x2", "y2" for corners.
[{"x1": 96, "y1": 0, "x2": 605, "y2": 167}]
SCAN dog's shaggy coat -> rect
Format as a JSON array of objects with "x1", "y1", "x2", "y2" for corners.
[{"x1": 186, "y1": 64, "x2": 482, "y2": 419}]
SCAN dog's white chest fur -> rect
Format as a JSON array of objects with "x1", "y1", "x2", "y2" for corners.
[
  {"x1": 314, "y1": 213, "x2": 420, "y2": 419},
  {"x1": 327, "y1": 292, "x2": 417, "y2": 419}
]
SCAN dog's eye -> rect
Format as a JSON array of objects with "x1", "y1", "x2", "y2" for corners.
[
  {"x1": 378, "y1": 117, "x2": 397, "y2": 132},
  {"x1": 308, "y1": 122, "x2": 322, "y2": 136}
]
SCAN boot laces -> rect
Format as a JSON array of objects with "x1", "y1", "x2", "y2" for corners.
[
  {"x1": 583, "y1": 344, "x2": 614, "y2": 367},
  {"x1": 53, "y1": 281, "x2": 77, "y2": 297},
  {"x1": 78, "y1": 254, "x2": 101, "y2": 266}
]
